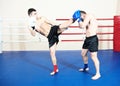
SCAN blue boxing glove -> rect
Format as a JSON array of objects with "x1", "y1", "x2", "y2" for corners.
[{"x1": 72, "y1": 10, "x2": 81, "y2": 23}]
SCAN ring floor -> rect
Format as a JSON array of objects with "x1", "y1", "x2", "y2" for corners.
[{"x1": 0, "y1": 50, "x2": 120, "y2": 86}]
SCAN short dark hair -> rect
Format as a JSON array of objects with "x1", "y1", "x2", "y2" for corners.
[
  {"x1": 80, "y1": 10, "x2": 86, "y2": 14},
  {"x1": 28, "y1": 8, "x2": 36, "y2": 16}
]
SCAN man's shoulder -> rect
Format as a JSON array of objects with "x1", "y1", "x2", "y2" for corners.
[
  {"x1": 87, "y1": 14, "x2": 96, "y2": 19},
  {"x1": 37, "y1": 16, "x2": 46, "y2": 21}
]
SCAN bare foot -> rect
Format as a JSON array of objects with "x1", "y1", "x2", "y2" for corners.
[{"x1": 91, "y1": 74, "x2": 101, "y2": 80}]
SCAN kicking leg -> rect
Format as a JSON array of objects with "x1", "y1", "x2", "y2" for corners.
[{"x1": 58, "y1": 18, "x2": 73, "y2": 33}]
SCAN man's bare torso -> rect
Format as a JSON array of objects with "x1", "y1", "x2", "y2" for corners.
[
  {"x1": 35, "y1": 17, "x2": 52, "y2": 37},
  {"x1": 85, "y1": 14, "x2": 98, "y2": 37}
]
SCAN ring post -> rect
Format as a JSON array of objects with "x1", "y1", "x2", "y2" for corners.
[
  {"x1": 0, "y1": 17, "x2": 2, "y2": 54},
  {"x1": 114, "y1": 16, "x2": 120, "y2": 52}
]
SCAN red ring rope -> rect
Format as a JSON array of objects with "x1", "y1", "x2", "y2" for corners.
[{"x1": 56, "y1": 18, "x2": 113, "y2": 42}]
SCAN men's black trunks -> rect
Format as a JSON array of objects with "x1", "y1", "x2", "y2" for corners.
[
  {"x1": 82, "y1": 35, "x2": 98, "y2": 52},
  {"x1": 47, "y1": 25, "x2": 61, "y2": 48}
]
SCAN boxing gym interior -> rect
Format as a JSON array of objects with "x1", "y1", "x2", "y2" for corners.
[{"x1": 0, "y1": 0, "x2": 120, "y2": 86}]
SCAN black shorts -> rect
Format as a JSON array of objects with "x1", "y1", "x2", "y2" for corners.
[
  {"x1": 47, "y1": 25, "x2": 61, "y2": 48},
  {"x1": 82, "y1": 35, "x2": 98, "y2": 52}
]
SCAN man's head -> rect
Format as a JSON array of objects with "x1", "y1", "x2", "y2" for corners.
[
  {"x1": 28, "y1": 8, "x2": 37, "y2": 27},
  {"x1": 28, "y1": 8, "x2": 37, "y2": 17},
  {"x1": 80, "y1": 10, "x2": 86, "y2": 14},
  {"x1": 80, "y1": 10, "x2": 86, "y2": 20}
]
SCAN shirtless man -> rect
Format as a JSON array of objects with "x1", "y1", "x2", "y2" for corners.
[
  {"x1": 72, "y1": 10, "x2": 101, "y2": 80},
  {"x1": 28, "y1": 8, "x2": 74, "y2": 75}
]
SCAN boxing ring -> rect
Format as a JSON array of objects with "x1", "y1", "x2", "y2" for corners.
[
  {"x1": 0, "y1": 17, "x2": 120, "y2": 86},
  {"x1": 0, "y1": 16, "x2": 119, "y2": 52}
]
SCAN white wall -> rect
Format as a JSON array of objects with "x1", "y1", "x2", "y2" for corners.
[
  {"x1": 0, "y1": 0, "x2": 118, "y2": 18},
  {"x1": 116, "y1": 0, "x2": 120, "y2": 15},
  {"x1": 0, "y1": 0, "x2": 119, "y2": 51}
]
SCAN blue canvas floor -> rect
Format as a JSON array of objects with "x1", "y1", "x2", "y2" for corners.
[{"x1": 0, "y1": 50, "x2": 120, "y2": 86}]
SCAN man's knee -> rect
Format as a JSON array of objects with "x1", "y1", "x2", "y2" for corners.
[
  {"x1": 50, "y1": 49, "x2": 55, "y2": 55},
  {"x1": 81, "y1": 51, "x2": 87, "y2": 57},
  {"x1": 59, "y1": 26, "x2": 68, "y2": 32},
  {"x1": 90, "y1": 52, "x2": 99, "y2": 63},
  {"x1": 90, "y1": 52, "x2": 97, "y2": 58},
  {"x1": 49, "y1": 46, "x2": 56, "y2": 57},
  {"x1": 81, "y1": 52, "x2": 85, "y2": 57}
]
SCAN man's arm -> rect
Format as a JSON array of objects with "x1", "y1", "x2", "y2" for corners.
[
  {"x1": 28, "y1": 16, "x2": 37, "y2": 36},
  {"x1": 28, "y1": 26, "x2": 36, "y2": 36},
  {"x1": 79, "y1": 14, "x2": 90, "y2": 28}
]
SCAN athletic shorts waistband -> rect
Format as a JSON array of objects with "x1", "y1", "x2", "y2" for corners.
[{"x1": 86, "y1": 35, "x2": 97, "y2": 39}]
